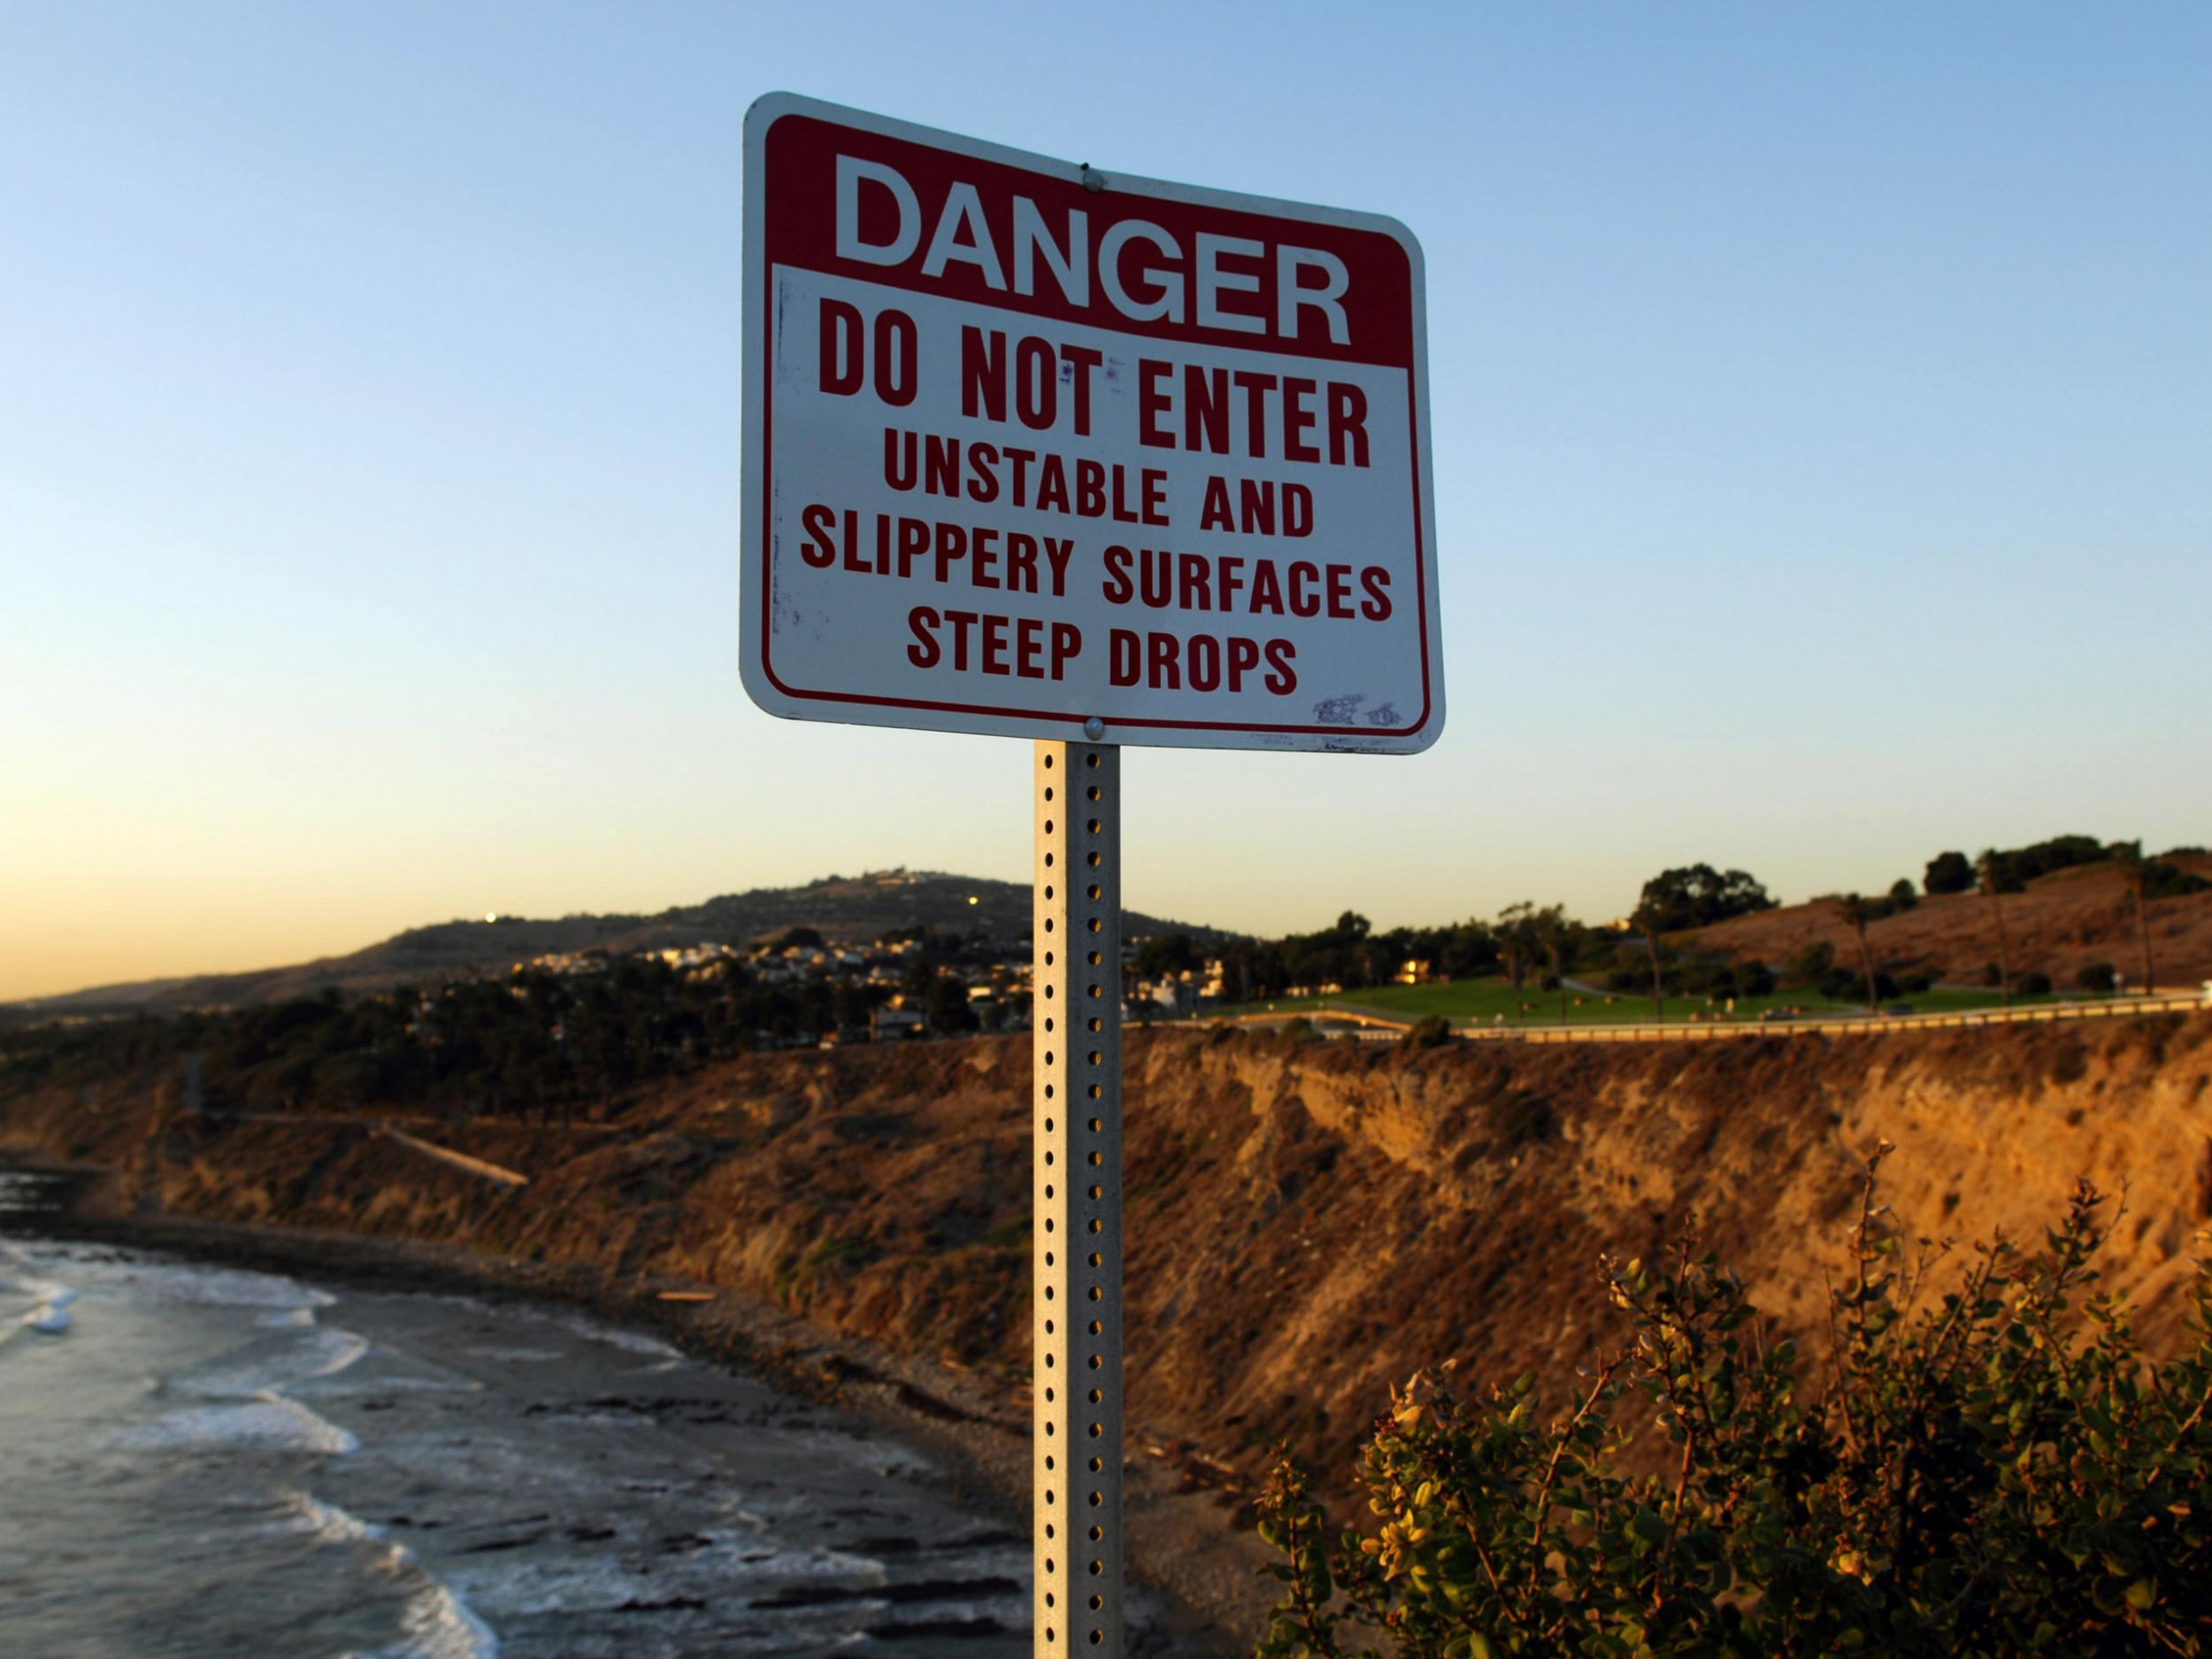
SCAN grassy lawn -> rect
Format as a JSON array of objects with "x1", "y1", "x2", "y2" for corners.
[{"x1": 1187, "y1": 977, "x2": 2076, "y2": 1030}]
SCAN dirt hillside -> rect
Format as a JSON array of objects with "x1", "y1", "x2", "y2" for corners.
[
  {"x1": 9, "y1": 1018, "x2": 2210, "y2": 1509},
  {"x1": 1690, "y1": 853, "x2": 2212, "y2": 987}
]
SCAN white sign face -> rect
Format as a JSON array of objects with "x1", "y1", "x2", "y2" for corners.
[{"x1": 741, "y1": 94, "x2": 1442, "y2": 753}]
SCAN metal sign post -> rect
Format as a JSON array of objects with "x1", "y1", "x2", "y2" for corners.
[
  {"x1": 738, "y1": 93, "x2": 1441, "y2": 1659},
  {"x1": 1031, "y1": 740, "x2": 1123, "y2": 1656}
]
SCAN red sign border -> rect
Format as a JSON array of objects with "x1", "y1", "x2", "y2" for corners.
[{"x1": 741, "y1": 93, "x2": 1443, "y2": 753}]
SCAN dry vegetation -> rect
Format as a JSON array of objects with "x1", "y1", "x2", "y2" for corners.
[
  {"x1": 10, "y1": 1016, "x2": 2211, "y2": 1514},
  {"x1": 1689, "y1": 853, "x2": 2212, "y2": 987}
]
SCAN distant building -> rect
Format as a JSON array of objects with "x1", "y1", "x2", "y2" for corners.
[
  {"x1": 654, "y1": 943, "x2": 734, "y2": 971},
  {"x1": 1132, "y1": 978, "x2": 1196, "y2": 1017},
  {"x1": 872, "y1": 1006, "x2": 927, "y2": 1041}
]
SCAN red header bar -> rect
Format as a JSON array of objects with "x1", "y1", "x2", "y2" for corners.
[{"x1": 762, "y1": 113, "x2": 1416, "y2": 372}]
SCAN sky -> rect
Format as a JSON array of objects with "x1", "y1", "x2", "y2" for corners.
[{"x1": 4, "y1": 2, "x2": 2208, "y2": 1001}]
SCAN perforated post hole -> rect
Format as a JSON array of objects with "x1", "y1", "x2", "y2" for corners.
[{"x1": 1033, "y1": 741, "x2": 1122, "y2": 1658}]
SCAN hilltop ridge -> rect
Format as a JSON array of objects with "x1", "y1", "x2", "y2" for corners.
[
  {"x1": 12, "y1": 870, "x2": 1228, "y2": 1016},
  {"x1": 1687, "y1": 851, "x2": 2212, "y2": 987}
]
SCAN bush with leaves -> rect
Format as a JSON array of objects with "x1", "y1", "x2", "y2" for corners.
[
  {"x1": 1254, "y1": 1148, "x2": 2211, "y2": 1657},
  {"x1": 1403, "y1": 1017, "x2": 1456, "y2": 1051},
  {"x1": 1924, "y1": 851, "x2": 1975, "y2": 896}
]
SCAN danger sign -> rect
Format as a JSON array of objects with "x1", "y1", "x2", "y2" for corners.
[{"x1": 740, "y1": 94, "x2": 1442, "y2": 753}]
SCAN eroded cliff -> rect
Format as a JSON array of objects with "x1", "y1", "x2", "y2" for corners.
[{"x1": 9, "y1": 1017, "x2": 2210, "y2": 1492}]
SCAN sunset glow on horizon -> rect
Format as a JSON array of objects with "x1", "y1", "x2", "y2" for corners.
[{"x1": 4, "y1": 2, "x2": 2207, "y2": 1003}]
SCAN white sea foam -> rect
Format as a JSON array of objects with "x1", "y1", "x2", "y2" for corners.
[
  {"x1": 131, "y1": 1264, "x2": 337, "y2": 1311},
  {"x1": 294, "y1": 1369, "x2": 484, "y2": 1396},
  {"x1": 309, "y1": 1368, "x2": 485, "y2": 1396},
  {"x1": 280, "y1": 1489, "x2": 388, "y2": 1548},
  {"x1": 181, "y1": 1327, "x2": 371, "y2": 1397},
  {"x1": 3, "y1": 1274, "x2": 79, "y2": 1310},
  {"x1": 452, "y1": 1539, "x2": 879, "y2": 1621},
  {"x1": 538, "y1": 1311, "x2": 687, "y2": 1363},
  {"x1": 259, "y1": 1305, "x2": 319, "y2": 1329},
  {"x1": 112, "y1": 1392, "x2": 361, "y2": 1456},
  {"x1": 367, "y1": 1582, "x2": 500, "y2": 1659}
]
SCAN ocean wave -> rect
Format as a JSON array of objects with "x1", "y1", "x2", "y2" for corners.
[
  {"x1": 112, "y1": 1392, "x2": 361, "y2": 1456},
  {"x1": 1, "y1": 1254, "x2": 80, "y2": 1317},
  {"x1": 294, "y1": 1368, "x2": 485, "y2": 1396},
  {"x1": 453, "y1": 1540, "x2": 883, "y2": 1621},
  {"x1": 2, "y1": 1275, "x2": 77, "y2": 1306},
  {"x1": 130, "y1": 1263, "x2": 338, "y2": 1311},
  {"x1": 377, "y1": 1294, "x2": 683, "y2": 1365},
  {"x1": 536, "y1": 1312, "x2": 687, "y2": 1363},
  {"x1": 456, "y1": 1346, "x2": 565, "y2": 1364},
  {"x1": 279, "y1": 1489, "x2": 388, "y2": 1549},
  {"x1": 366, "y1": 1582, "x2": 500, "y2": 1659},
  {"x1": 180, "y1": 1326, "x2": 371, "y2": 1397}
]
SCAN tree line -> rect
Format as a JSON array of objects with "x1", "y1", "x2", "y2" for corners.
[
  {"x1": 0, "y1": 929, "x2": 1007, "y2": 1125},
  {"x1": 1823, "y1": 834, "x2": 2206, "y2": 1012}
]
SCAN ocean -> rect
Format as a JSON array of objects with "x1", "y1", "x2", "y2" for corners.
[{"x1": 0, "y1": 1170, "x2": 1041, "y2": 1658}]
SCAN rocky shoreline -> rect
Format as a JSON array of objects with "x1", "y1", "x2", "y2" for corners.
[
  {"x1": 1, "y1": 1150, "x2": 1267, "y2": 1656},
  {"x1": 12, "y1": 1015, "x2": 2211, "y2": 1654}
]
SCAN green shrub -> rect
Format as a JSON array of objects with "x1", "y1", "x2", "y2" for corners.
[
  {"x1": 1924, "y1": 850, "x2": 1974, "y2": 895},
  {"x1": 2016, "y1": 970, "x2": 2054, "y2": 995},
  {"x1": 2077, "y1": 961, "x2": 2118, "y2": 994},
  {"x1": 1733, "y1": 962, "x2": 1777, "y2": 999},
  {"x1": 1254, "y1": 1149, "x2": 2212, "y2": 1657},
  {"x1": 2144, "y1": 859, "x2": 2208, "y2": 900},
  {"x1": 1402, "y1": 1017, "x2": 1455, "y2": 1051}
]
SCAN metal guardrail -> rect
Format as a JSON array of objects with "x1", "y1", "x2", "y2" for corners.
[{"x1": 1223, "y1": 992, "x2": 2208, "y2": 1047}]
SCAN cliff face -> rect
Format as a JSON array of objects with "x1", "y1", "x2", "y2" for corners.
[{"x1": 9, "y1": 1018, "x2": 2210, "y2": 1488}]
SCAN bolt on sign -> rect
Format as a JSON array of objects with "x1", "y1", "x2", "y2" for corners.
[{"x1": 741, "y1": 93, "x2": 1442, "y2": 752}]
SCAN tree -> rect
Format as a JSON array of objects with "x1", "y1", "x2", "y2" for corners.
[
  {"x1": 2110, "y1": 841, "x2": 2155, "y2": 995},
  {"x1": 776, "y1": 926, "x2": 826, "y2": 949},
  {"x1": 1133, "y1": 931, "x2": 1198, "y2": 980},
  {"x1": 1831, "y1": 894, "x2": 1881, "y2": 1012},
  {"x1": 1886, "y1": 877, "x2": 1918, "y2": 911},
  {"x1": 1494, "y1": 902, "x2": 1536, "y2": 994},
  {"x1": 1633, "y1": 864, "x2": 1776, "y2": 933},
  {"x1": 1976, "y1": 848, "x2": 2013, "y2": 1007},
  {"x1": 1529, "y1": 905, "x2": 1572, "y2": 1025},
  {"x1": 922, "y1": 972, "x2": 979, "y2": 1033},
  {"x1": 1923, "y1": 849, "x2": 1973, "y2": 895},
  {"x1": 1629, "y1": 898, "x2": 1667, "y2": 1021}
]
